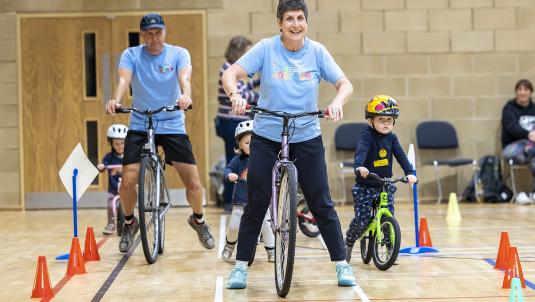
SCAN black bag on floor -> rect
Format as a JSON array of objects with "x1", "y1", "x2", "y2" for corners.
[{"x1": 462, "y1": 155, "x2": 513, "y2": 203}]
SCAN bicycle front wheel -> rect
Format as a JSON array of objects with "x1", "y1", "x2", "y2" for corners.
[
  {"x1": 158, "y1": 172, "x2": 166, "y2": 255},
  {"x1": 274, "y1": 163, "x2": 298, "y2": 297},
  {"x1": 138, "y1": 156, "x2": 160, "y2": 264},
  {"x1": 372, "y1": 216, "x2": 401, "y2": 270}
]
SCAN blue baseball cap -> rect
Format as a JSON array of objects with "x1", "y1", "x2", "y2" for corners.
[{"x1": 140, "y1": 13, "x2": 166, "y2": 31}]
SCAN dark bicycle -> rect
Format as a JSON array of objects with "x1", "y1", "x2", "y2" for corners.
[{"x1": 116, "y1": 104, "x2": 190, "y2": 264}]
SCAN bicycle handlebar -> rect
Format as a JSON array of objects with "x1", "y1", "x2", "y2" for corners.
[
  {"x1": 116, "y1": 104, "x2": 193, "y2": 115},
  {"x1": 364, "y1": 172, "x2": 412, "y2": 185},
  {"x1": 103, "y1": 164, "x2": 122, "y2": 170},
  {"x1": 247, "y1": 105, "x2": 325, "y2": 119}
]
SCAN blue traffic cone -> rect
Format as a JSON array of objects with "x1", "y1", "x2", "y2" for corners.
[{"x1": 509, "y1": 278, "x2": 524, "y2": 302}]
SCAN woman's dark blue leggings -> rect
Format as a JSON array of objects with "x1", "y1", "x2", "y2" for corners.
[{"x1": 236, "y1": 134, "x2": 346, "y2": 262}]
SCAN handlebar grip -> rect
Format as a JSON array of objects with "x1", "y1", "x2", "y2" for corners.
[{"x1": 115, "y1": 108, "x2": 129, "y2": 113}]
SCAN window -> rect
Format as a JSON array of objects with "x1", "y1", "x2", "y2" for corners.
[
  {"x1": 86, "y1": 120, "x2": 99, "y2": 185},
  {"x1": 128, "y1": 31, "x2": 140, "y2": 97},
  {"x1": 83, "y1": 32, "x2": 97, "y2": 98}
]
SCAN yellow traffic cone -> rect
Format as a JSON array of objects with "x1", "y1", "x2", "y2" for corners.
[{"x1": 447, "y1": 192, "x2": 462, "y2": 222}]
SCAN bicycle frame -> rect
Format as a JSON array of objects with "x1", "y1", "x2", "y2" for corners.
[
  {"x1": 116, "y1": 105, "x2": 184, "y2": 220},
  {"x1": 357, "y1": 174, "x2": 409, "y2": 244},
  {"x1": 248, "y1": 107, "x2": 323, "y2": 233},
  {"x1": 359, "y1": 191, "x2": 395, "y2": 245},
  {"x1": 270, "y1": 116, "x2": 293, "y2": 230}
]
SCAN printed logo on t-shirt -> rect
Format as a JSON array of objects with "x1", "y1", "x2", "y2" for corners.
[
  {"x1": 379, "y1": 148, "x2": 387, "y2": 158},
  {"x1": 519, "y1": 115, "x2": 535, "y2": 131},
  {"x1": 374, "y1": 159, "x2": 389, "y2": 167},
  {"x1": 272, "y1": 66, "x2": 312, "y2": 81},
  {"x1": 240, "y1": 169, "x2": 248, "y2": 181},
  {"x1": 158, "y1": 64, "x2": 174, "y2": 73}
]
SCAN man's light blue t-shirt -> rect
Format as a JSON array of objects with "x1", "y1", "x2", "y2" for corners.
[
  {"x1": 119, "y1": 43, "x2": 191, "y2": 134},
  {"x1": 236, "y1": 35, "x2": 344, "y2": 143}
]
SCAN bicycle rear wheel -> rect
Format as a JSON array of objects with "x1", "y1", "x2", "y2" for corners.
[
  {"x1": 116, "y1": 201, "x2": 125, "y2": 237},
  {"x1": 274, "y1": 163, "x2": 298, "y2": 297},
  {"x1": 372, "y1": 216, "x2": 401, "y2": 270},
  {"x1": 297, "y1": 204, "x2": 320, "y2": 238},
  {"x1": 359, "y1": 231, "x2": 373, "y2": 264},
  {"x1": 138, "y1": 156, "x2": 160, "y2": 264}
]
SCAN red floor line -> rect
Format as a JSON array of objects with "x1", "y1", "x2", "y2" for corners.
[
  {"x1": 39, "y1": 235, "x2": 110, "y2": 301},
  {"x1": 97, "y1": 236, "x2": 109, "y2": 249}
]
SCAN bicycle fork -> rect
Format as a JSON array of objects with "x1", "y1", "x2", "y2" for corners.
[
  {"x1": 375, "y1": 191, "x2": 394, "y2": 244},
  {"x1": 270, "y1": 163, "x2": 283, "y2": 233}
]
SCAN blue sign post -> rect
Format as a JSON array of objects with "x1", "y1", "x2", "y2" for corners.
[{"x1": 55, "y1": 168, "x2": 79, "y2": 261}]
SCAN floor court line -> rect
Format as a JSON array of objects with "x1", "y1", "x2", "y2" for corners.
[
  {"x1": 214, "y1": 276, "x2": 224, "y2": 302},
  {"x1": 90, "y1": 237, "x2": 141, "y2": 302},
  {"x1": 218, "y1": 215, "x2": 227, "y2": 259},
  {"x1": 353, "y1": 283, "x2": 371, "y2": 302},
  {"x1": 483, "y1": 258, "x2": 535, "y2": 291}
]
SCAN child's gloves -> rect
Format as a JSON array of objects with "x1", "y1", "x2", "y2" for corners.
[
  {"x1": 355, "y1": 167, "x2": 369, "y2": 177},
  {"x1": 227, "y1": 173, "x2": 239, "y2": 182}
]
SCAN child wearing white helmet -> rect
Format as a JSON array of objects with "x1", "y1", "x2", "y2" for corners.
[
  {"x1": 97, "y1": 124, "x2": 128, "y2": 235},
  {"x1": 221, "y1": 120, "x2": 275, "y2": 263}
]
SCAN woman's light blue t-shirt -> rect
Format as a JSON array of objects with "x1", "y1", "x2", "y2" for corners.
[
  {"x1": 119, "y1": 43, "x2": 191, "y2": 134},
  {"x1": 236, "y1": 35, "x2": 344, "y2": 143}
]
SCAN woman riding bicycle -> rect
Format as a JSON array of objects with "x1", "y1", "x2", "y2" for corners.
[
  {"x1": 344, "y1": 95, "x2": 417, "y2": 261},
  {"x1": 222, "y1": 0, "x2": 356, "y2": 290}
]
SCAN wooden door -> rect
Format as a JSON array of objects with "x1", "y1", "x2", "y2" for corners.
[
  {"x1": 20, "y1": 16, "x2": 113, "y2": 194},
  {"x1": 20, "y1": 13, "x2": 207, "y2": 201}
]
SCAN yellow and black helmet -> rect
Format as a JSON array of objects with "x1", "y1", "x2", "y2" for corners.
[{"x1": 365, "y1": 95, "x2": 400, "y2": 119}]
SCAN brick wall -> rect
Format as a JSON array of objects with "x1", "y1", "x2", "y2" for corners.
[{"x1": 2, "y1": 0, "x2": 535, "y2": 207}]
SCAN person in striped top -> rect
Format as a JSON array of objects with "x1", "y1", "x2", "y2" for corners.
[{"x1": 215, "y1": 36, "x2": 261, "y2": 211}]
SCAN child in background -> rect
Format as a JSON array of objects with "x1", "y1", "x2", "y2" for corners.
[
  {"x1": 97, "y1": 124, "x2": 128, "y2": 235},
  {"x1": 221, "y1": 120, "x2": 275, "y2": 263},
  {"x1": 344, "y1": 95, "x2": 417, "y2": 262}
]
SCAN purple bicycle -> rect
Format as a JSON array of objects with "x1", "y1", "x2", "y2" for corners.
[{"x1": 248, "y1": 105, "x2": 325, "y2": 297}]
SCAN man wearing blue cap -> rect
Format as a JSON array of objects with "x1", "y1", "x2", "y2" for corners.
[{"x1": 105, "y1": 13, "x2": 215, "y2": 253}]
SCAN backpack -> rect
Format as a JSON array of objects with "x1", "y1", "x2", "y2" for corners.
[{"x1": 462, "y1": 155, "x2": 513, "y2": 203}]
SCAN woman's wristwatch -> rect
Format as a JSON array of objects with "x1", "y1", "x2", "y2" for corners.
[{"x1": 229, "y1": 90, "x2": 240, "y2": 99}]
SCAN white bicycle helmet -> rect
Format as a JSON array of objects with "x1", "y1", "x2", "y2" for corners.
[
  {"x1": 235, "y1": 120, "x2": 254, "y2": 143},
  {"x1": 107, "y1": 124, "x2": 128, "y2": 139}
]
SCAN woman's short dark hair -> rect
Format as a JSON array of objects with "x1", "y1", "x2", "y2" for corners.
[
  {"x1": 225, "y1": 36, "x2": 253, "y2": 64},
  {"x1": 277, "y1": 0, "x2": 308, "y2": 21},
  {"x1": 515, "y1": 79, "x2": 533, "y2": 93}
]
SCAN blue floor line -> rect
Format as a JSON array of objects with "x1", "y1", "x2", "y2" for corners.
[{"x1": 484, "y1": 258, "x2": 535, "y2": 291}]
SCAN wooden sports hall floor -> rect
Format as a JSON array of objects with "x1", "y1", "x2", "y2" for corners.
[{"x1": 2, "y1": 202, "x2": 534, "y2": 301}]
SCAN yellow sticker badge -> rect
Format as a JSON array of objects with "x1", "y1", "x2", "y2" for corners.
[
  {"x1": 379, "y1": 148, "x2": 387, "y2": 158},
  {"x1": 374, "y1": 159, "x2": 389, "y2": 167}
]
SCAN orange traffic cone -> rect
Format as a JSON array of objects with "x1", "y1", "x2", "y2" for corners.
[
  {"x1": 31, "y1": 256, "x2": 54, "y2": 299},
  {"x1": 418, "y1": 218, "x2": 433, "y2": 247},
  {"x1": 66, "y1": 237, "x2": 86, "y2": 276},
  {"x1": 503, "y1": 246, "x2": 526, "y2": 289},
  {"x1": 495, "y1": 232, "x2": 510, "y2": 270},
  {"x1": 83, "y1": 227, "x2": 100, "y2": 261}
]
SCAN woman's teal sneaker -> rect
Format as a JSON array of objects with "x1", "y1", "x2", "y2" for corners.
[
  {"x1": 227, "y1": 264, "x2": 248, "y2": 289},
  {"x1": 336, "y1": 263, "x2": 356, "y2": 286}
]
